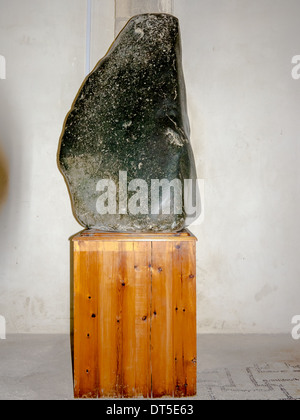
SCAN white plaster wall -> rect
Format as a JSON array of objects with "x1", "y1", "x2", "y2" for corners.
[
  {"x1": 0, "y1": 0, "x2": 114, "y2": 333},
  {"x1": 0, "y1": 0, "x2": 299, "y2": 334},
  {"x1": 115, "y1": 0, "x2": 174, "y2": 36},
  {"x1": 174, "y1": 0, "x2": 300, "y2": 333}
]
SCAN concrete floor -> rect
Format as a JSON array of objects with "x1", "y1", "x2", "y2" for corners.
[{"x1": 0, "y1": 334, "x2": 299, "y2": 400}]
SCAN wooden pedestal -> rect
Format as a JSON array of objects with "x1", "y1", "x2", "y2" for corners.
[{"x1": 72, "y1": 230, "x2": 197, "y2": 399}]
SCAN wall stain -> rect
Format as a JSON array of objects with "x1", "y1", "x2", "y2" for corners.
[{"x1": 255, "y1": 284, "x2": 277, "y2": 302}]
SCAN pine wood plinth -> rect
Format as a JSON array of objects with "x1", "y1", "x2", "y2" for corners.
[{"x1": 72, "y1": 230, "x2": 197, "y2": 399}]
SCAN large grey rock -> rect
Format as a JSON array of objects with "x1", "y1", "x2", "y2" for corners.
[{"x1": 58, "y1": 13, "x2": 200, "y2": 232}]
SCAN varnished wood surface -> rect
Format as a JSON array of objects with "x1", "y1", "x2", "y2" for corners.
[
  {"x1": 72, "y1": 229, "x2": 197, "y2": 242},
  {"x1": 73, "y1": 230, "x2": 197, "y2": 398}
]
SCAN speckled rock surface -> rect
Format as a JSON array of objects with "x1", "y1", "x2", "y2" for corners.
[{"x1": 58, "y1": 13, "x2": 199, "y2": 232}]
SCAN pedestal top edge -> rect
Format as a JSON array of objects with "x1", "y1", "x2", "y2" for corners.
[{"x1": 71, "y1": 229, "x2": 197, "y2": 242}]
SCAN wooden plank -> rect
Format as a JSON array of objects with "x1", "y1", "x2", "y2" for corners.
[
  {"x1": 115, "y1": 242, "x2": 124, "y2": 397},
  {"x1": 173, "y1": 241, "x2": 197, "y2": 397},
  {"x1": 98, "y1": 241, "x2": 119, "y2": 398},
  {"x1": 73, "y1": 243, "x2": 82, "y2": 398},
  {"x1": 116, "y1": 241, "x2": 152, "y2": 398},
  {"x1": 172, "y1": 241, "x2": 186, "y2": 397},
  {"x1": 132, "y1": 241, "x2": 152, "y2": 397},
  {"x1": 151, "y1": 241, "x2": 174, "y2": 398},
  {"x1": 181, "y1": 241, "x2": 197, "y2": 396},
  {"x1": 74, "y1": 229, "x2": 196, "y2": 242},
  {"x1": 118, "y1": 241, "x2": 136, "y2": 398},
  {"x1": 74, "y1": 244, "x2": 99, "y2": 398}
]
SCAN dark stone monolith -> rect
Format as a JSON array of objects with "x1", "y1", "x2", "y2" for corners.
[{"x1": 58, "y1": 13, "x2": 200, "y2": 232}]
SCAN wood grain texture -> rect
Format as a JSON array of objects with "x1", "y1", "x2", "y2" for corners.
[
  {"x1": 74, "y1": 244, "x2": 100, "y2": 398},
  {"x1": 78, "y1": 230, "x2": 192, "y2": 242},
  {"x1": 73, "y1": 230, "x2": 197, "y2": 399},
  {"x1": 151, "y1": 241, "x2": 174, "y2": 397}
]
